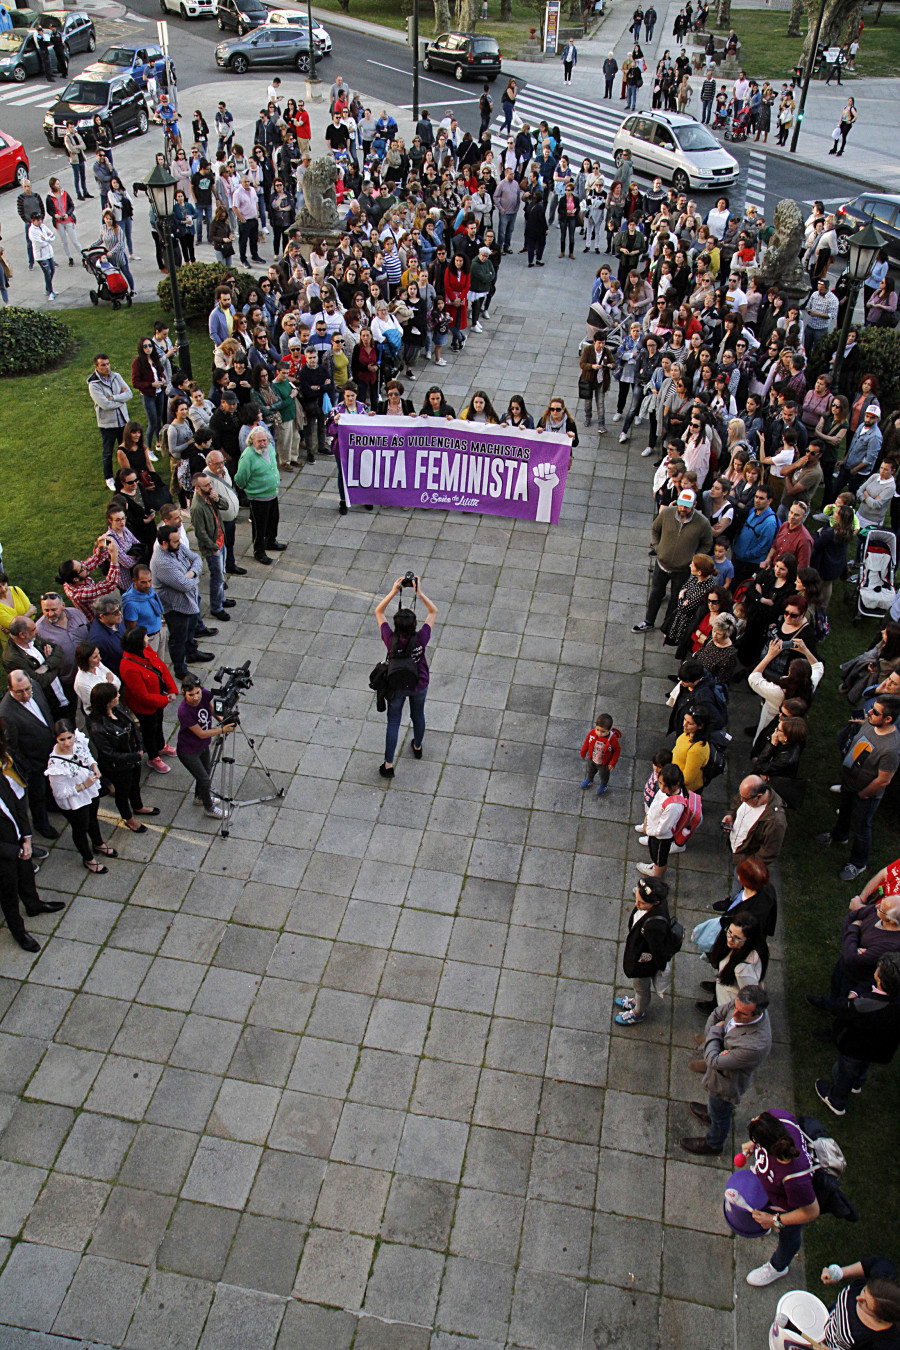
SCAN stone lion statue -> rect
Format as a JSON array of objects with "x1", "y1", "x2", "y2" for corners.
[
  {"x1": 295, "y1": 156, "x2": 341, "y2": 230},
  {"x1": 752, "y1": 197, "x2": 807, "y2": 296}
]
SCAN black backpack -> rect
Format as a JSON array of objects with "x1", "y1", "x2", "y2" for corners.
[
  {"x1": 369, "y1": 631, "x2": 420, "y2": 709},
  {"x1": 648, "y1": 914, "x2": 685, "y2": 963},
  {"x1": 702, "y1": 735, "x2": 728, "y2": 787}
]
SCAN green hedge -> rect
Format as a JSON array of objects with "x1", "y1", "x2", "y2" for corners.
[
  {"x1": 0, "y1": 307, "x2": 73, "y2": 378},
  {"x1": 808, "y1": 325, "x2": 900, "y2": 412},
  {"x1": 156, "y1": 262, "x2": 260, "y2": 321}
]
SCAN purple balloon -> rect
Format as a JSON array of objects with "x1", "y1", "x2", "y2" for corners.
[{"x1": 723, "y1": 1168, "x2": 769, "y2": 1236}]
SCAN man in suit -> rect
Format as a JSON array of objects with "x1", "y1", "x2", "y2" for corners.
[
  {"x1": 0, "y1": 759, "x2": 65, "y2": 952},
  {"x1": 680, "y1": 985, "x2": 773, "y2": 1155},
  {"x1": 2, "y1": 616, "x2": 67, "y2": 711},
  {"x1": 0, "y1": 672, "x2": 58, "y2": 839}
]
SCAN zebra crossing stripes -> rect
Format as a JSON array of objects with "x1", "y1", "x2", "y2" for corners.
[
  {"x1": 745, "y1": 148, "x2": 766, "y2": 208},
  {"x1": 0, "y1": 84, "x2": 55, "y2": 108},
  {"x1": 491, "y1": 83, "x2": 625, "y2": 177}
]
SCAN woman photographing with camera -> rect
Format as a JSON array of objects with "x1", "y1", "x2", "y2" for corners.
[{"x1": 374, "y1": 576, "x2": 438, "y2": 780}]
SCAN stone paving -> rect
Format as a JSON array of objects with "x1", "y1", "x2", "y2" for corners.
[{"x1": 0, "y1": 251, "x2": 795, "y2": 1348}]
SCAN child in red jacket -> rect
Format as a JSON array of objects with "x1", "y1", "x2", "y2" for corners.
[{"x1": 580, "y1": 712, "x2": 622, "y2": 796}]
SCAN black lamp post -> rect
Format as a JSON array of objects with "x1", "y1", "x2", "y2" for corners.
[
  {"x1": 143, "y1": 161, "x2": 191, "y2": 378},
  {"x1": 789, "y1": 0, "x2": 827, "y2": 154},
  {"x1": 306, "y1": 0, "x2": 318, "y2": 82},
  {"x1": 832, "y1": 221, "x2": 884, "y2": 390},
  {"x1": 412, "y1": 0, "x2": 420, "y2": 120}
]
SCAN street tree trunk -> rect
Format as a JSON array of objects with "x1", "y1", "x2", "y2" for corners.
[
  {"x1": 454, "y1": 0, "x2": 478, "y2": 27},
  {"x1": 500, "y1": 0, "x2": 512, "y2": 16},
  {"x1": 787, "y1": 0, "x2": 804, "y2": 38},
  {"x1": 799, "y1": 0, "x2": 862, "y2": 62},
  {"x1": 717, "y1": 0, "x2": 731, "y2": 28},
  {"x1": 433, "y1": 0, "x2": 452, "y2": 31}
]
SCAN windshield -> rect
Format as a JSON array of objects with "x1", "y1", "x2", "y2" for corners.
[
  {"x1": 61, "y1": 80, "x2": 110, "y2": 103},
  {"x1": 0, "y1": 33, "x2": 26, "y2": 52},
  {"x1": 676, "y1": 124, "x2": 720, "y2": 152},
  {"x1": 99, "y1": 47, "x2": 136, "y2": 64}
]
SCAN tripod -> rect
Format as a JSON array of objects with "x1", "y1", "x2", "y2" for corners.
[{"x1": 208, "y1": 718, "x2": 284, "y2": 838}]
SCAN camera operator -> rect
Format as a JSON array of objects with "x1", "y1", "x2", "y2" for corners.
[
  {"x1": 175, "y1": 677, "x2": 235, "y2": 818},
  {"x1": 374, "y1": 575, "x2": 438, "y2": 779}
]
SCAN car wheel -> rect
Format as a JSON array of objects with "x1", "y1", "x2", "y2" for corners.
[
  {"x1": 837, "y1": 233, "x2": 850, "y2": 256},
  {"x1": 295, "y1": 52, "x2": 309, "y2": 72},
  {"x1": 454, "y1": 63, "x2": 464, "y2": 81},
  {"x1": 14, "y1": 162, "x2": 27, "y2": 187},
  {"x1": 673, "y1": 168, "x2": 689, "y2": 193},
  {"x1": 88, "y1": 31, "x2": 95, "y2": 49},
  {"x1": 238, "y1": 20, "x2": 246, "y2": 33},
  {"x1": 12, "y1": 64, "x2": 25, "y2": 82},
  {"x1": 232, "y1": 53, "x2": 248, "y2": 72},
  {"x1": 613, "y1": 149, "x2": 624, "y2": 167},
  {"x1": 217, "y1": 14, "x2": 225, "y2": 26},
  {"x1": 137, "y1": 109, "x2": 149, "y2": 134},
  {"x1": 182, "y1": 3, "x2": 189, "y2": 13},
  {"x1": 423, "y1": 54, "x2": 431, "y2": 70}
]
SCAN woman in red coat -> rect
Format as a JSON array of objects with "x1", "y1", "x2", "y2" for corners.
[
  {"x1": 119, "y1": 625, "x2": 178, "y2": 772},
  {"x1": 444, "y1": 251, "x2": 470, "y2": 352}
]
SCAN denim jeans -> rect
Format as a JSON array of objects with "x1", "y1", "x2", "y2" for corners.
[
  {"x1": 770, "y1": 1221, "x2": 804, "y2": 1272},
  {"x1": 25, "y1": 227, "x2": 34, "y2": 268},
  {"x1": 37, "y1": 257, "x2": 55, "y2": 295},
  {"x1": 706, "y1": 1093, "x2": 733, "y2": 1150},
  {"x1": 100, "y1": 426, "x2": 119, "y2": 481},
  {"x1": 626, "y1": 84, "x2": 638, "y2": 110},
  {"x1": 197, "y1": 201, "x2": 213, "y2": 243},
  {"x1": 829, "y1": 1051, "x2": 868, "y2": 1107},
  {"x1": 831, "y1": 788, "x2": 882, "y2": 868},
  {"x1": 497, "y1": 212, "x2": 516, "y2": 250},
  {"x1": 165, "y1": 609, "x2": 199, "y2": 676},
  {"x1": 645, "y1": 563, "x2": 689, "y2": 626},
  {"x1": 701, "y1": 99, "x2": 713, "y2": 123},
  {"x1": 206, "y1": 545, "x2": 226, "y2": 613},
  {"x1": 385, "y1": 688, "x2": 427, "y2": 764},
  {"x1": 72, "y1": 158, "x2": 88, "y2": 197},
  {"x1": 142, "y1": 392, "x2": 164, "y2": 446}
]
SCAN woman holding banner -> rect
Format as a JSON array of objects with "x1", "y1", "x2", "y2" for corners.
[
  {"x1": 374, "y1": 576, "x2": 439, "y2": 779},
  {"x1": 444, "y1": 252, "x2": 471, "y2": 353}
]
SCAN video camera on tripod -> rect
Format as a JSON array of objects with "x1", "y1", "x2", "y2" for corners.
[{"x1": 211, "y1": 660, "x2": 253, "y2": 725}]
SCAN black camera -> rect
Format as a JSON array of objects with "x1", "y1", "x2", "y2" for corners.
[
  {"x1": 211, "y1": 660, "x2": 252, "y2": 721},
  {"x1": 400, "y1": 571, "x2": 418, "y2": 589}
]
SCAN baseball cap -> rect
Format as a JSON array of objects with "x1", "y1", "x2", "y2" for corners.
[
  {"x1": 677, "y1": 490, "x2": 697, "y2": 508},
  {"x1": 868, "y1": 402, "x2": 882, "y2": 417}
]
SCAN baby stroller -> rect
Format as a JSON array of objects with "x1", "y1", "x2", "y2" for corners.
[
  {"x1": 853, "y1": 528, "x2": 897, "y2": 625},
  {"x1": 725, "y1": 105, "x2": 752, "y2": 141},
  {"x1": 81, "y1": 246, "x2": 132, "y2": 310}
]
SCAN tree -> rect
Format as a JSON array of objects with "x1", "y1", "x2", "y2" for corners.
[
  {"x1": 500, "y1": 0, "x2": 512, "y2": 16},
  {"x1": 433, "y1": 0, "x2": 452, "y2": 30},
  {"x1": 454, "y1": 0, "x2": 478, "y2": 27},
  {"x1": 716, "y1": 0, "x2": 731, "y2": 30},
  {"x1": 799, "y1": 0, "x2": 864, "y2": 62},
  {"x1": 787, "y1": 0, "x2": 804, "y2": 38}
]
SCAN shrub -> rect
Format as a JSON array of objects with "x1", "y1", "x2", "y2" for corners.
[
  {"x1": 0, "y1": 306, "x2": 73, "y2": 377},
  {"x1": 156, "y1": 262, "x2": 259, "y2": 320},
  {"x1": 808, "y1": 325, "x2": 900, "y2": 412}
]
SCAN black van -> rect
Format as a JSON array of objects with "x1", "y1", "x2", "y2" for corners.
[{"x1": 423, "y1": 31, "x2": 501, "y2": 82}]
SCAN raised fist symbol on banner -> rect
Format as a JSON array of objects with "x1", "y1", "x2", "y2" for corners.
[{"x1": 532, "y1": 462, "x2": 560, "y2": 523}]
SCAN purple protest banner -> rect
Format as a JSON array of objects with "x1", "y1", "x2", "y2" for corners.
[{"x1": 337, "y1": 414, "x2": 571, "y2": 524}]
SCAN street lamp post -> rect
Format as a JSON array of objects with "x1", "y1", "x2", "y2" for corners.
[
  {"x1": 831, "y1": 221, "x2": 884, "y2": 391},
  {"x1": 412, "y1": 0, "x2": 420, "y2": 120},
  {"x1": 306, "y1": 0, "x2": 317, "y2": 83},
  {"x1": 142, "y1": 161, "x2": 192, "y2": 378}
]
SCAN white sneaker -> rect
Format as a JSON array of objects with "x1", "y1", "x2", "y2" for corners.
[
  {"x1": 641, "y1": 446, "x2": 654, "y2": 457},
  {"x1": 105, "y1": 478, "x2": 116, "y2": 490},
  {"x1": 618, "y1": 432, "x2": 628, "y2": 443},
  {"x1": 147, "y1": 451, "x2": 159, "y2": 462},
  {"x1": 481, "y1": 309, "x2": 491, "y2": 319},
  {"x1": 638, "y1": 835, "x2": 648, "y2": 846},
  {"x1": 435, "y1": 358, "x2": 447, "y2": 367},
  {"x1": 424, "y1": 350, "x2": 432, "y2": 360},
  {"x1": 634, "y1": 416, "x2": 643, "y2": 427},
  {"x1": 473, "y1": 321, "x2": 483, "y2": 333},
  {"x1": 634, "y1": 824, "x2": 645, "y2": 833},
  {"x1": 611, "y1": 413, "x2": 622, "y2": 422},
  {"x1": 636, "y1": 862, "x2": 656, "y2": 876},
  {"x1": 670, "y1": 842, "x2": 685, "y2": 853},
  {"x1": 829, "y1": 784, "x2": 841, "y2": 793},
  {"x1": 204, "y1": 805, "x2": 224, "y2": 818},
  {"x1": 746, "y1": 1262, "x2": 788, "y2": 1288},
  {"x1": 48, "y1": 292, "x2": 56, "y2": 300}
]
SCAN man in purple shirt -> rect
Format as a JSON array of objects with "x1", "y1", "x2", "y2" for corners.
[
  {"x1": 374, "y1": 575, "x2": 438, "y2": 779},
  {"x1": 741, "y1": 1108, "x2": 820, "y2": 1288}
]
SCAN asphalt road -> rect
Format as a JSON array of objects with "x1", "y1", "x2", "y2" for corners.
[{"x1": 0, "y1": 4, "x2": 860, "y2": 223}]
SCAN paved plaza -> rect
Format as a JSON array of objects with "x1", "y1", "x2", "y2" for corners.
[{"x1": 0, "y1": 258, "x2": 794, "y2": 1348}]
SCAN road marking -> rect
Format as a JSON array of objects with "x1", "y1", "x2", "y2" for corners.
[
  {"x1": 366, "y1": 58, "x2": 461, "y2": 94},
  {"x1": 4, "y1": 89, "x2": 57, "y2": 107}
]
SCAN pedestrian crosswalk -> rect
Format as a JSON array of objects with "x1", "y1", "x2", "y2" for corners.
[
  {"x1": 0, "y1": 83, "x2": 56, "y2": 109},
  {"x1": 746, "y1": 147, "x2": 766, "y2": 209},
  {"x1": 491, "y1": 81, "x2": 625, "y2": 181}
]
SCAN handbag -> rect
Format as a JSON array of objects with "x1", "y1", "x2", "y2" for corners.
[
  {"x1": 577, "y1": 376, "x2": 593, "y2": 400},
  {"x1": 220, "y1": 239, "x2": 235, "y2": 259},
  {"x1": 0, "y1": 254, "x2": 11, "y2": 282},
  {"x1": 691, "y1": 917, "x2": 722, "y2": 953}
]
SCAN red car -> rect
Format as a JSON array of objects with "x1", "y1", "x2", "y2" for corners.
[{"x1": 0, "y1": 128, "x2": 28, "y2": 190}]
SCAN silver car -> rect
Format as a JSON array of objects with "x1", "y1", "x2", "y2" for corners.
[
  {"x1": 612, "y1": 111, "x2": 738, "y2": 193},
  {"x1": 265, "y1": 9, "x2": 331, "y2": 54}
]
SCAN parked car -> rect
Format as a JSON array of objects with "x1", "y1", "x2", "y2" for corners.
[
  {"x1": 43, "y1": 68, "x2": 149, "y2": 146},
  {"x1": 264, "y1": 9, "x2": 331, "y2": 54},
  {"x1": 612, "y1": 111, "x2": 738, "y2": 192},
  {"x1": 95, "y1": 43, "x2": 173, "y2": 88},
  {"x1": 160, "y1": 0, "x2": 215, "y2": 18},
  {"x1": 215, "y1": 26, "x2": 313, "y2": 73},
  {"x1": 836, "y1": 192, "x2": 900, "y2": 266},
  {"x1": 0, "y1": 128, "x2": 28, "y2": 190},
  {"x1": 0, "y1": 29, "x2": 65, "y2": 82},
  {"x1": 31, "y1": 10, "x2": 96, "y2": 53},
  {"x1": 422, "y1": 31, "x2": 501, "y2": 81},
  {"x1": 216, "y1": 0, "x2": 269, "y2": 36}
]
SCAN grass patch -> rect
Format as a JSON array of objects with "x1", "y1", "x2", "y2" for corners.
[
  {"x1": 1, "y1": 300, "x2": 208, "y2": 600},
  {"x1": 778, "y1": 587, "x2": 900, "y2": 1279},
  {"x1": 715, "y1": 9, "x2": 900, "y2": 81},
  {"x1": 313, "y1": 0, "x2": 540, "y2": 58}
]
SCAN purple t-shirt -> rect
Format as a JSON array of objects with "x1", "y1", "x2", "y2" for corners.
[
  {"x1": 177, "y1": 689, "x2": 215, "y2": 757},
  {"x1": 751, "y1": 1110, "x2": 816, "y2": 1211},
  {"x1": 381, "y1": 620, "x2": 432, "y2": 693}
]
